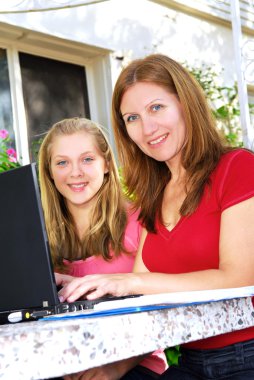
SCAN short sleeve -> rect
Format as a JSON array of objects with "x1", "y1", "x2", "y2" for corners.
[{"x1": 216, "y1": 149, "x2": 254, "y2": 211}]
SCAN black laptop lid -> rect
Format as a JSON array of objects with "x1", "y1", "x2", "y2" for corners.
[{"x1": 0, "y1": 163, "x2": 59, "y2": 312}]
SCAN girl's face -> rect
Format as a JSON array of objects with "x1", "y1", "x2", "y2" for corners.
[
  {"x1": 50, "y1": 131, "x2": 108, "y2": 212},
  {"x1": 120, "y1": 82, "x2": 186, "y2": 167}
]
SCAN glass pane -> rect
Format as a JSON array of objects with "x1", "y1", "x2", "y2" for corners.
[
  {"x1": 0, "y1": 49, "x2": 15, "y2": 143},
  {"x1": 19, "y1": 52, "x2": 90, "y2": 161}
]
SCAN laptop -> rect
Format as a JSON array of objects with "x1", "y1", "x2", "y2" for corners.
[{"x1": 0, "y1": 163, "x2": 137, "y2": 324}]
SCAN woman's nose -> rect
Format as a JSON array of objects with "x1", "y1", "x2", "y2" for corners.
[{"x1": 142, "y1": 117, "x2": 158, "y2": 136}]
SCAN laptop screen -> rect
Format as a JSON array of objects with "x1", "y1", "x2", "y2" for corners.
[{"x1": 0, "y1": 163, "x2": 59, "y2": 312}]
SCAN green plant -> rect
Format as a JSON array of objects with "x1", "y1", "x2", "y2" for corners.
[
  {"x1": 118, "y1": 166, "x2": 135, "y2": 201},
  {"x1": 0, "y1": 129, "x2": 21, "y2": 173},
  {"x1": 184, "y1": 63, "x2": 253, "y2": 147},
  {"x1": 164, "y1": 345, "x2": 181, "y2": 366}
]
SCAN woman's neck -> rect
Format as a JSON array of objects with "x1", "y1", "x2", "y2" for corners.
[{"x1": 165, "y1": 155, "x2": 186, "y2": 184}]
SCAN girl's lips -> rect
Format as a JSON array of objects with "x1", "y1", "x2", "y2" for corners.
[
  {"x1": 148, "y1": 133, "x2": 169, "y2": 145},
  {"x1": 68, "y1": 183, "x2": 87, "y2": 192}
]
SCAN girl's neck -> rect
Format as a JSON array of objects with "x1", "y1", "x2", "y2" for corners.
[{"x1": 68, "y1": 204, "x2": 92, "y2": 239}]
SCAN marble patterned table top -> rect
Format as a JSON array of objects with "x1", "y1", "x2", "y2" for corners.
[{"x1": 0, "y1": 296, "x2": 253, "y2": 379}]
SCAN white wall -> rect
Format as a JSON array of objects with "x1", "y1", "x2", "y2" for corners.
[
  {"x1": 2, "y1": 0, "x2": 253, "y2": 152},
  {"x1": 0, "y1": 0, "x2": 237, "y2": 86}
]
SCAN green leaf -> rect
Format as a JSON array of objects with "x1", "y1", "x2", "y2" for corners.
[
  {"x1": 216, "y1": 106, "x2": 229, "y2": 118},
  {"x1": 164, "y1": 345, "x2": 181, "y2": 366}
]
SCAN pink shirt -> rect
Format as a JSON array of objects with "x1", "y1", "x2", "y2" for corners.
[
  {"x1": 63, "y1": 208, "x2": 139, "y2": 276},
  {"x1": 63, "y1": 208, "x2": 167, "y2": 374}
]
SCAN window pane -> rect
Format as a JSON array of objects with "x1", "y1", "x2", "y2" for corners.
[
  {"x1": 0, "y1": 48, "x2": 15, "y2": 142},
  {"x1": 19, "y1": 53, "x2": 90, "y2": 161}
]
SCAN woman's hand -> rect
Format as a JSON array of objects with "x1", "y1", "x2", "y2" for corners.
[{"x1": 57, "y1": 272, "x2": 139, "y2": 302}]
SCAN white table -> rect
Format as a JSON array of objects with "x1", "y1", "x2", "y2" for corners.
[{"x1": 0, "y1": 296, "x2": 253, "y2": 379}]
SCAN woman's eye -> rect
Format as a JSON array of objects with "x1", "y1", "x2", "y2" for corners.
[
  {"x1": 126, "y1": 114, "x2": 138, "y2": 123},
  {"x1": 151, "y1": 104, "x2": 162, "y2": 112}
]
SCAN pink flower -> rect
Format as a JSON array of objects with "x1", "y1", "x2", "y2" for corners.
[
  {"x1": 6, "y1": 148, "x2": 17, "y2": 162},
  {"x1": 0, "y1": 129, "x2": 9, "y2": 139},
  {"x1": 8, "y1": 157, "x2": 17, "y2": 163}
]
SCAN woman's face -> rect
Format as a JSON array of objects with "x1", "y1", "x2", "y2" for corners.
[
  {"x1": 50, "y1": 131, "x2": 108, "y2": 212},
  {"x1": 120, "y1": 82, "x2": 186, "y2": 167}
]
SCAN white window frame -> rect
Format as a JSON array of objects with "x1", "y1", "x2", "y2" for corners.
[{"x1": 0, "y1": 21, "x2": 113, "y2": 164}]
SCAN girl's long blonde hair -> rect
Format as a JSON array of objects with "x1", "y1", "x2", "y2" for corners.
[
  {"x1": 112, "y1": 54, "x2": 232, "y2": 232},
  {"x1": 38, "y1": 117, "x2": 128, "y2": 270}
]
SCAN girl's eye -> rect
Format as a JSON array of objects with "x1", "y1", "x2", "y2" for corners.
[
  {"x1": 83, "y1": 157, "x2": 94, "y2": 164},
  {"x1": 56, "y1": 160, "x2": 67, "y2": 166},
  {"x1": 126, "y1": 114, "x2": 139, "y2": 123}
]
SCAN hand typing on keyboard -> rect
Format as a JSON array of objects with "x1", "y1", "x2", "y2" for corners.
[{"x1": 54, "y1": 272, "x2": 140, "y2": 303}]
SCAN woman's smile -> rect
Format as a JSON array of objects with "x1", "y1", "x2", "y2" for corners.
[{"x1": 148, "y1": 133, "x2": 169, "y2": 146}]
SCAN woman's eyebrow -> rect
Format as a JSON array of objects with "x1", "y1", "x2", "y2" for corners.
[{"x1": 122, "y1": 98, "x2": 164, "y2": 117}]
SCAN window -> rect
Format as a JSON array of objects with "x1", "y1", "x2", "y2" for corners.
[
  {"x1": 19, "y1": 53, "x2": 90, "y2": 161},
  {"x1": 0, "y1": 23, "x2": 113, "y2": 165}
]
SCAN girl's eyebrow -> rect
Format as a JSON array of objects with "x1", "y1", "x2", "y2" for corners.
[
  {"x1": 52, "y1": 151, "x2": 94, "y2": 159},
  {"x1": 51, "y1": 155, "x2": 68, "y2": 160},
  {"x1": 122, "y1": 98, "x2": 164, "y2": 117}
]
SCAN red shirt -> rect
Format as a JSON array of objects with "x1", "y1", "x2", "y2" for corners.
[{"x1": 142, "y1": 149, "x2": 254, "y2": 349}]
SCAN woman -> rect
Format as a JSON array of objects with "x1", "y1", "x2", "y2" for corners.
[
  {"x1": 56, "y1": 56, "x2": 254, "y2": 379},
  {"x1": 38, "y1": 117, "x2": 167, "y2": 380}
]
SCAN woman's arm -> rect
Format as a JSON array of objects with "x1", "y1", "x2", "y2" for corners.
[{"x1": 57, "y1": 197, "x2": 254, "y2": 302}]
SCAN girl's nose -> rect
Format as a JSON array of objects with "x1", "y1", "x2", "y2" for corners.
[{"x1": 70, "y1": 162, "x2": 83, "y2": 177}]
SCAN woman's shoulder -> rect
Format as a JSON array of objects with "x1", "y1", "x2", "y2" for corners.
[
  {"x1": 212, "y1": 148, "x2": 254, "y2": 208},
  {"x1": 214, "y1": 148, "x2": 254, "y2": 176},
  {"x1": 220, "y1": 148, "x2": 254, "y2": 165}
]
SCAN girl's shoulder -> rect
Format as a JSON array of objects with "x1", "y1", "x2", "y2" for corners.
[
  {"x1": 126, "y1": 203, "x2": 140, "y2": 220},
  {"x1": 124, "y1": 203, "x2": 142, "y2": 252}
]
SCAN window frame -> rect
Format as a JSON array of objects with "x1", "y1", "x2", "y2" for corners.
[{"x1": 0, "y1": 21, "x2": 113, "y2": 165}]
